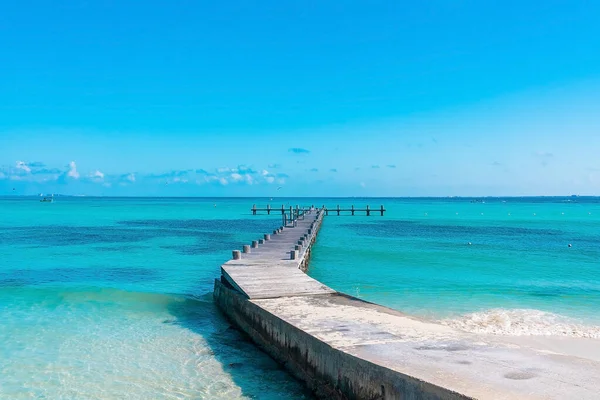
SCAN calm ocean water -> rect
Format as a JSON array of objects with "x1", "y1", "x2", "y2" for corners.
[{"x1": 1, "y1": 196, "x2": 599, "y2": 398}]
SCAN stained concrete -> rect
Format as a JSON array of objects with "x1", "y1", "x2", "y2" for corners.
[{"x1": 214, "y1": 209, "x2": 600, "y2": 399}]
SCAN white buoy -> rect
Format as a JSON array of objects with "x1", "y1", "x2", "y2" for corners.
[
  {"x1": 468, "y1": 242, "x2": 472, "y2": 245},
  {"x1": 568, "y1": 244, "x2": 572, "y2": 248}
]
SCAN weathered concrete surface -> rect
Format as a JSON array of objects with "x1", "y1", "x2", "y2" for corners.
[
  {"x1": 220, "y1": 209, "x2": 333, "y2": 299},
  {"x1": 214, "y1": 209, "x2": 600, "y2": 399},
  {"x1": 215, "y1": 281, "x2": 474, "y2": 399}
]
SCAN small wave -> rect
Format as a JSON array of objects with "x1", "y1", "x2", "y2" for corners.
[{"x1": 441, "y1": 309, "x2": 600, "y2": 338}]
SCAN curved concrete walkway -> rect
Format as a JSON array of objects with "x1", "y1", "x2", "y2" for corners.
[{"x1": 214, "y1": 209, "x2": 600, "y2": 399}]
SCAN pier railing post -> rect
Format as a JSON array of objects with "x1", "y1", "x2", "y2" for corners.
[
  {"x1": 366, "y1": 205, "x2": 370, "y2": 216},
  {"x1": 232, "y1": 250, "x2": 241, "y2": 260}
]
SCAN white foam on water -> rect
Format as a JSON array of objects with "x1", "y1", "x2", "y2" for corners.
[{"x1": 441, "y1": 308, "x2": 600, "y2": 338}]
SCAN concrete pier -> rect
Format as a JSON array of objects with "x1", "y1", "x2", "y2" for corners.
[{"x1": 214, "y1": 209, "x2": 600, "y2": 399}]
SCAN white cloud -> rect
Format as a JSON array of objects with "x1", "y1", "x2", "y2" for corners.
[
  {"x1": 15, "y1": 161, "x2": 31, "y2": 174},
  {"x1": 230, "y1": 173, "x2": 243, "y2": 182},
  {"x1": 261, "y1": 170, "x2": 269, "y2": 176},
  {"x1": 67, "y1": 161, "x2": 80, "y2": 179},
  {"x1": 89, "y1": 170, "x2": 105, "y2": 181},
  {"x1": 266, "y1": 176, "x2": 275, "y2": 183},
  {"x1": 125, "y1": 173, "x2": 135, "y2": 182},
  {"x1": 219, "y1": 177, "x2": 228, "y2": 185}
]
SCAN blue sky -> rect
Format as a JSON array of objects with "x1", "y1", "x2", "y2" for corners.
[{"x1": 1, "y1": 1, "x2": 599, "y2": 196}]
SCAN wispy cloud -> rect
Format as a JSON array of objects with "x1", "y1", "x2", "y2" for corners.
[
  {"x1": 288, "y1": 147, "x2": 310, "y2": 154},
  {"x1": 268, "y1": 163, "x2": 282, "y2": 168},
  {"x1": 330, "y1": 168, "x2": 338, "y2": 172},
  {"x1": 371, "y1": 165, "x2": 380, "y2": 169},
  {"x1": 67, "y1": 161, "x2": 80, "y2": 179},
  {"x1": 491, "y1": 161, "x2": 503, "y2": 166},
  {"x1": 309, "y1": 168, "x2": 319, "y2": 172},
  {"x1": 88, "y1": 170, "x2": 105, "y2": 182},
  {"x1": 122, "y1": 173, "x2": 136, "y2": 183},
  {"x1": 15, "y1": 161, "x2": 32, "y2": 174},
  {"x1": 1, "y1": 160, "x2": 290, "y2": 193},
  {"x1": 386, "y1": 164, "x2": 396, "y2": 169},
  {"x1": 533, "y1": 151, "x2": 554, "y2": 167},
  {"x1": 147, "y1": 165, "x2": 287, "y2": 187}
]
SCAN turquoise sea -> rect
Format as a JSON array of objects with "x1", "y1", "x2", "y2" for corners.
[{"x1": 1, "y1": 197, "x2": 600, "y2": 398}]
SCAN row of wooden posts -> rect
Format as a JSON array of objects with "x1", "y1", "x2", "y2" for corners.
[
  {"x1": 251, "y1": 204, "x2": 386, "y2": 217},
  {"x1": 232, "y1": 208, "x2": 322, "y2": 261}
]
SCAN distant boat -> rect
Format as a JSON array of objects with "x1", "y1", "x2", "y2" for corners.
[{"x1": 40, "y1": 196, "x2": 54, "y2": 203}]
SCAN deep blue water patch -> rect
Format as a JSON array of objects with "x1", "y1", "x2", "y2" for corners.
[
  {"x1": 0, "y1": 226, "x2": 235, "y2": 246},
  {"x1": 117, "y1": 218, "x2": 278, "y2": 233},
  {"x1": 0, "y1": 266, "x2": 160, "y2": 287},
  {"x1": 342, "y1": 221, "x2": 566, "y2": 238}
]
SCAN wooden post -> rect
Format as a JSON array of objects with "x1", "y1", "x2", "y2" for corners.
[
  {"x1": 289, "y1": 206, "x2": 293, "y2": 223},
  {"x1": 264, "y1": 234, "x2": 271, "y2": 241},
  {"x1": 267, "y1": 204, "x2": 271, "y2": 215},
  {"x1": 281, "y1": 205, "x2": 285, "y2": 214},
  {"x1": 243, "y1": 244, "x2": 251, "y2": 253},
  {"x1": 258, "y1": 239, "x2": 265, "y2": 244},
  {"x1": 232, "y1": 250, "x2": 241, "y2": 260},
  {"x1": 273, "y1": 229, "x2": 278, "y2": 235},
  {"x1": 295, "y1": 244, "x2": 302, "y2": 251},
  {"x1": 366, "y1": 205, "x2": 371, "y2": 216},
  {"x1": 290, "y1": 250, "x2": 298, "y2": 260},
  {"x1": 380, "y1": 205, "x2": 384, "y2": 216},
  {"x1": 337, "y1": 204, "x2": 340, "y2": 216},
  {"x1": 251, "y1": 240, "x2": 258, "y2": 248},
  {"x1": 252, "y1": 204, "x2": 256, "y2": 215}
]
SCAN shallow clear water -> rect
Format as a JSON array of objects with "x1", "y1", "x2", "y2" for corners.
[
  {"x1": 0, "y1": 197, "x2": 312, "y2": 399},
  {"x1": 1, "y1": 196, "x2": 600, "y2": 398}
]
